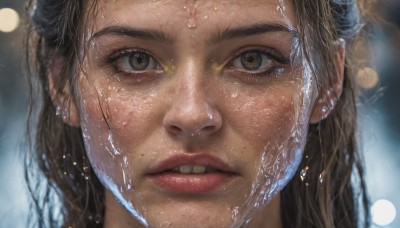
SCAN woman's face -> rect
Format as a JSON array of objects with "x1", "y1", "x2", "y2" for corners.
[{"x1": 71, "y1": 0, "x2": 317, "y2": 227}]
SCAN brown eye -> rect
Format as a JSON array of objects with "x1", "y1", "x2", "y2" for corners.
[{"x1": 232, "y1": 50, "x2": 274, "y2": 73}]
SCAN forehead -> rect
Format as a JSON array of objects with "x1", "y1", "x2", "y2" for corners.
[{"x1": 90, "y1": 0, "x2": 297, "y2": 34}]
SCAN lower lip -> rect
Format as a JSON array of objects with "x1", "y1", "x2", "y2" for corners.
[{"x1": 151, "y1": 172, "x2": 236, "y2": 193}]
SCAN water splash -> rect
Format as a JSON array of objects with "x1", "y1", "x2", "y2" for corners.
[
  {"x1": 97, "y1": 169, "x2": 149, "y2": 227},
  {"x1": 106, "y1": 133, "x2": 121, "y2": 157}
]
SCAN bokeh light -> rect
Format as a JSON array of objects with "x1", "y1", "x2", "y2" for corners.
[
  {"x1": 371, "y1": 199, "x2": 397, "y2": 226},
  {"x1": 0, "y1": 8, "x2": 20, "y2": 33},
  {"x1": 356, "y1": 67, "x2": 380, "y2": 89}
]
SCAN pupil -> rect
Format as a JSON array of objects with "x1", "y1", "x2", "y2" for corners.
[
  {"x1": 130, "y1": 52, "x2": 150, "y2": 70},
  {"x1": 241, "y1": 51, "x2": 262, "y2": 70}
]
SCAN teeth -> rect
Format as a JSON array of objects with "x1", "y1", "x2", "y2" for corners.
[
  {"x1": 172, "y1": 165, "x2": 210, "y2": 174},
  {"x1": 206, "y1": 167, "x2": 217, "y2": 173},
  {"x1": 179, "y1": 165, "x2": 193, "y2": 174},
  {"x1": 193, "y1": 165, "x2": 206, "y2": 174}
]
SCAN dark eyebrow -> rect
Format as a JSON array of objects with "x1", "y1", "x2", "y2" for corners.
[
  {"x1": 209, "y1": 22, "x2": 298, "y2": 44},
  {"x1": 90, "y1": 25, "x2": 173, "y2": 43}
]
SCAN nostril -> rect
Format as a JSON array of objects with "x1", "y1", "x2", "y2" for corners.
[
  {"x1": 163, "y1": 104, "x2": 223, "y2": 137},
  {"x1": 167, "y1": 124, "x2": 218, "y2": 137},
  {"x1": 203, "y1": 125, "x2": 216, "y2": 133},
  {"x1": 168, "y1": 125, "x2": 182, "y2": 134}
]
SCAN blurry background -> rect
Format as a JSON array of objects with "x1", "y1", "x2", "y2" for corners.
[{"x1": 0, "y1": 0, "x2": 399, "y2": 227}]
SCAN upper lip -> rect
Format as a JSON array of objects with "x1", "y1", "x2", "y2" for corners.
[{"x1": 148, "y1": 153, "x2": 236, "y2": 174}]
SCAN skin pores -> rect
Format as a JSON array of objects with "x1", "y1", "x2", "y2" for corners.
[{"x1": 70, "y1": 0, "x2": 316, "y2": 227}]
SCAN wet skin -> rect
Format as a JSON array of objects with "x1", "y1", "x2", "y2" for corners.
[{"x1": 63, "y1": 0, "x2": 323, "y2": 227}]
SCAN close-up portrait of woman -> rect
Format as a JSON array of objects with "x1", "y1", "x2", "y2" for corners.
[{"x1": 22, "y1": 0, "x2": 372, "y2": 227}]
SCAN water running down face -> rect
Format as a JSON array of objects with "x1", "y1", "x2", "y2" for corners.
[{"x1": 53, "y1": 0, "x2": 343, "y2": 227}]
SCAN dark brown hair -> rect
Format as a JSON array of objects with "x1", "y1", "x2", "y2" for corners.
[
  {"x1": 24, "y1": 0, "x2": 370, "y2": 227},
  {"x1": 282, "y1": 1, "x2": 370, "y2": 227}
]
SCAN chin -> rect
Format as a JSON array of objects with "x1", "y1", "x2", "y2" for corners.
[{"x1": 143, "y1": 201, "x2": 235, "y2": 228}]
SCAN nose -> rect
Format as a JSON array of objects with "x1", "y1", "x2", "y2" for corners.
[{"x1": 163, "y1": 82, "x2": 222, "y2": 139}]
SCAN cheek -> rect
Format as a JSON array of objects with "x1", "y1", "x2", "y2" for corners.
[
  {"x1": 76, "y1": 78, "x2": 162, "y2": 179},
  {"x1": 223, "y1": 84, "x2": 303, "y2": 185},
  {"x1": 106, "y1": 92, "x2": 159, "y2": 146},
  {"x1": 228, "y1": 89, "x2": 296, "y2": 147},
  {"x1": 79, "y1": 82, "x2": 159, "y2": 145}
]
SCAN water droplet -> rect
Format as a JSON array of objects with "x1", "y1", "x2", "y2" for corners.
[
  {"x1": 55, "y1": 106, "x2": 61, "y2": 116},
  {"x1": 61, "y1": 108, "x2": 69, "y2": 121},
  {"x1": 94, "y1": 214, "x2": 101, "y2": 224},
  {"x1": 187, "y1": 18, "x2": 196, "y2": 28},
  {"x1": 203, "y1": 15, "x2": 209, "y2": 20},
  {"x1": 123, "y1": 156, "x2": 128, "y2": 166},
  {"x1": 73, "y1": 161, "x2": 77, "y2": 166},
  {"x1": 319, "y1": 170, "x2": 326, "y2": 184},
  {"x1": 122, "y1": 121, "x2": 128, "y2": 126},
  {"x1": 300, "y1": 166, "x2": 309, "y2": 181},
  {"x1": 275, "y1": 68, "x2": 285, "y2": 74},
  {"x1": 322, "y1": 106, "x2": 327, "y2": 113}
]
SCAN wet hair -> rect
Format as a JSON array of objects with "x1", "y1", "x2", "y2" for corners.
[
  {"x1": 24, "y1": 0, "x2": 370, "y2": 227},
  {"x1": 282, "y1": 1, "x2": 370, "y2": 227}
]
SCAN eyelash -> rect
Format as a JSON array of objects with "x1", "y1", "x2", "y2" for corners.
[
  {"x1": 106, "y1": 47, "x2": 289, "y2": 80},
  {"x1": 227, "y1": 48, "x2": 289, "y2": 76},
  {"x1": 107, "y1": 49, "x2": 162, "y2": 75}
]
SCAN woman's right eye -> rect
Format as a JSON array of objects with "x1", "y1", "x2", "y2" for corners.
[{"x1": 111, "y1": 50, "x2": 162, "y2": 74}]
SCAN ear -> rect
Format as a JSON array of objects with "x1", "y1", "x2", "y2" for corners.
[
  {"x1": 309, "y1": 39, "x2": 345, "y2": 124},
  {"x1": 48, "y1": 57, "x2": 80, "y2": 127}
]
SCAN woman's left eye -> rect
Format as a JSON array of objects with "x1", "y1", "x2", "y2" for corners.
[
  {"x1": 112, "y1": 50, "x2": 161, "y2": 73},
  {"x1": 231, "y1": 50, "x2": 277, "y2": 73}
]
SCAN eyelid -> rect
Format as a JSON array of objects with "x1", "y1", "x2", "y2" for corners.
[
  {"x1": 219, "y1": 47, "x2": 289, "y2": 83},
  {"x1": 229, "y1": 46, "x2": 290, "y2": 65},
  {"x1": 107, "y1": 48, "x2": 162, "y2": 71}
]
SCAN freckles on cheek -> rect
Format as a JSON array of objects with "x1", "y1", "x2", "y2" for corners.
[
  {"x1": 78, "y1": 88, "x2": 156, "y2": 172},
  {"x1": 101, "y1": 91, "x2": 160, "y2": 147},
  {"x1": 79, "y1": 91, "x2": 108, "y2": 130},
  {"x1": 232, "y1": 95, "x2": 296, "y2": 144},
  {"x1": 107, "y1": 100, "x2": 145, "y2": 135}
]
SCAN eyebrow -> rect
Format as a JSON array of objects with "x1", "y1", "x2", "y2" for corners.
[
  {"x1": 210, "y1": 22, "x2": 298, "y2": 44},
  {"x1": 90, "y1": 26, "x2": 173, "y2": 43},
  {"x1": 90, "y1": 22, "x2": 298, "y2": 44}
]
